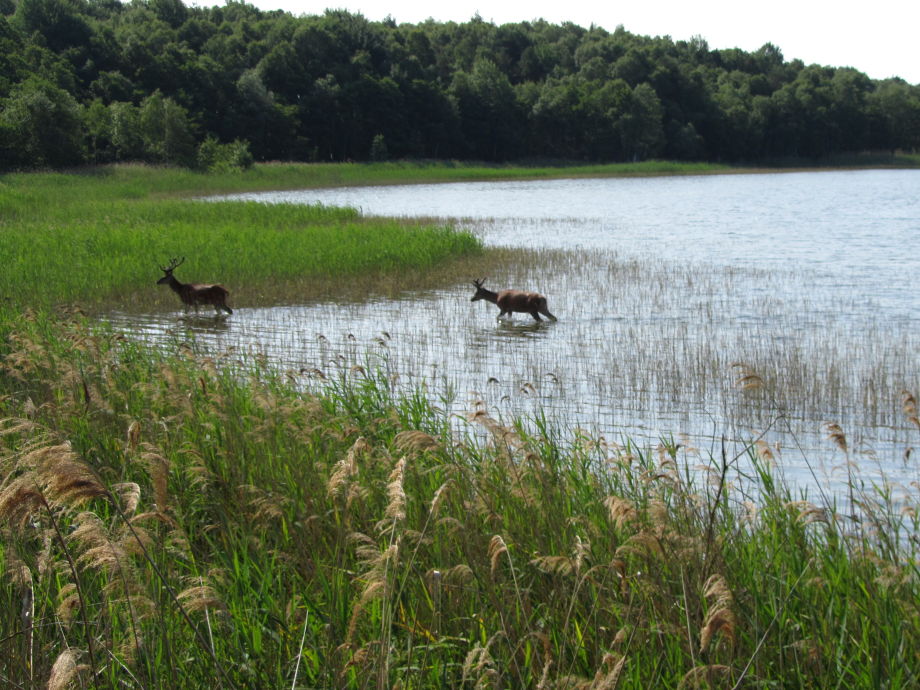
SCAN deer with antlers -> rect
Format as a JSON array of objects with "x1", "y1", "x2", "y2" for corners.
[
  {"x1": 157, "y1": 257, "x2": 233, "y2": 315},
  {"x1": 470, "y1": 278, "x2": 557, "y2": 321}
]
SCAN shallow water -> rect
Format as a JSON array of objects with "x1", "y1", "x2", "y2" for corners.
[{"x1": 110, "y1": 169, "x2": 920, "y2": 503}]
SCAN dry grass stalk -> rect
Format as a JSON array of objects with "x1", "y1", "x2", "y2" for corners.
[
  {"x1": 346, "y1": 532, "x2": 400, "y2": 643},
  {"x1": 824, "y1": 422, "x2": 848, "y2": 453},
  {"x1": 591, "y1": 652, "x2": 628, "y2": 690},
  {"x1": 125, "y1": 421, "x2": 141, "y2": 454},
  {"x1": 700, "y1": 574, "x2": 736, "y2": 654},
  {"x1": 677, "y1": 664, "x2": 732, "y2": 689},
  {"x1": 901, "y1": 390, "x2": 920, "y2": 430},
  {"x1": 112, "y1": 482, "x2": 141, "y2": 517},
  {"x1": 328, "y1": 436, "x2": 368, "y2": 498},
  {"x1": 731, "y1": 362, "x2": 764, "y2": 391},
  {"x1": 238, "y1": 484, "x2": 289, "y2": 524},
  {"x1": 461, "y1": 636, "x2": 501, "y2": 689},
  {"x1": 605, "y1": 496, "x2": 638, "y2": 529},
  {"x1": 138, "y1": 445, "x2": 170, "y2": 511},
  {"x1": 393, "y1": 429, "x2": 440, "y2": 455},
  {"x1": 488, "y1": 535, "x2": 509, "y2": 577},
  {"x1": 383, "y1": 457, "x2": 407, "y2": 524},
  {"x1": 46, "y1": 648, "x2": 83, "y2": 690},
  {"x1": 176, "y1": 583, "x2": 226, "y2": 614}
]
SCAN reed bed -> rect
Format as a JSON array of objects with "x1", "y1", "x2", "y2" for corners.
[{"x1": 0, "y1": 311, "x2": 917, "y2": 689}]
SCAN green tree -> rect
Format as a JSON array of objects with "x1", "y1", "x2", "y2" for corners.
[
  {"x1": 108, "y1": 101, "x2": 144, "y2": 161},
  {"x1": 450, "y1": 58, "x2": 523, "y2": 160},
  {"x1": 13, "y1": 0, "x2": 91, "y2": 53},
  {"x1": 138, "y1": 90, "x2": 195, "y2": 165},
  {"x1": 0, "y1": 76, "x2": 84, "y2": 168},
  {"x1": 618, "y1": 82, "x2": 664, "y2": 160}
]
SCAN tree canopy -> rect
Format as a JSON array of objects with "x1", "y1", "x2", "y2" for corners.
[{"x1": 1, "y1": 0, "x2": 918, "y2": 169}]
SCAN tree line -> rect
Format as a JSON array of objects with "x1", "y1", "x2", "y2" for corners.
[{"x1": 1, "y1": 0, "x2": 919, "y2": 170}]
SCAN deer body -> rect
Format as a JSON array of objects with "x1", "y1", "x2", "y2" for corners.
[
  {"x1": 157, "y1": 258, "x2": 232, "y2": 314},
  {"x1": 471, "y1": 279, "x2": 557, "y2": 321}
]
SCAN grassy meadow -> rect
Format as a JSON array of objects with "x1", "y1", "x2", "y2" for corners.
[{"x1": 1, "y1": 163, "x2": 918, "y2": 689}]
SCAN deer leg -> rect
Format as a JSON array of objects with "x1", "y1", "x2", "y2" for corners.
[{"x1": 531, "y1": 311, "x2": 543, "y2": 321}]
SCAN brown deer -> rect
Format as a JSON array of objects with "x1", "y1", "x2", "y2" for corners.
[
  {"x1": 470, "y1": 278, "x2": 557, "y2": 321},
  {"x1": 157, "y1": 257, "x2": 233, "y2": 315}
]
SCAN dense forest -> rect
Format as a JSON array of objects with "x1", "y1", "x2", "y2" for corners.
[{"x1": 1, "y1": 0, "x2": 919, "y2": 170}]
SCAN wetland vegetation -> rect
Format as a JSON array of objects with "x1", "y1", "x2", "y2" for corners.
[{"x1": 1, "y1": 164, "x2": 918, "y2": 688}]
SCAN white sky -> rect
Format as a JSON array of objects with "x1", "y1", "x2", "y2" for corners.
[{"x1": 232, "y1": 0, "x2": 920, "y2": 84}]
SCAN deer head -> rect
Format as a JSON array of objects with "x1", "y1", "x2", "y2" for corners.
[
  {"x1": 157, "y1": 257, "x2": 185, "y2": 284},
  {"x1": 470, "y1": 277, "x2": 489, "y2": 302}
]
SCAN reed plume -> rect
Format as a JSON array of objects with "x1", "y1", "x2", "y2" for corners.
[{"x1": 700, "y1": 574, "x2": 736, "y2": 654}]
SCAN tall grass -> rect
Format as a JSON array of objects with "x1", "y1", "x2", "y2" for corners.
[
  {"x1": 0, "y1": 166, "x2": 482, "y2": 310},
  {"x1": 0, "y1": 312, "x2": 917, "y2": 688}
]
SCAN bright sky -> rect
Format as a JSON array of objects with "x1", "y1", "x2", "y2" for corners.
[{"x1": 234, "y1": 0, "x2": 920, "y2": 84}]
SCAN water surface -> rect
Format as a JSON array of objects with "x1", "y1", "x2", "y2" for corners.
[{"x1": 112, "y1": 170, "x2": 920, "y2": 502}]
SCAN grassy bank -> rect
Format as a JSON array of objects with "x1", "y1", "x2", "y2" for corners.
[
  {"x1": 0, "y1": 165, "x2": 484, "y2": 311},
  {"x1": 0, "y1": 312, "x2": 917, "y2": 688}
]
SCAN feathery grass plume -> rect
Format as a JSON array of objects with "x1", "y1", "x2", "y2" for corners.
[
  {"x1": 138, "y1": 445, "x2": 170, "y2": 511},
  {"x1": 238, "y1": 484, "x2": 289, "y2": 525},
  {"x1": 615, "y1": 530, "x2": 664, "y2": 559},
  {"x1": 56, "y1": 582, "x2": 81, "y2": 624},
  {"x1": 429, "y1": 477, "x2": 453, "y2": 518},
  {"x1": 648, "y1": 498, "x2": 670, "y2": 529},
  {"x1": 0, "y1": 473, "x2": 44, "y2": 527},
  {"x1": 901, "y1": 390, "x2": 920, "y2": 430},
  {"x1": 530, "y1": 554, "x2": 575, "y2": 576},
  {"x1": 731, "y1": 362, "x2": 764, "y2": 390},
  {"x1": 461, "y1": 636, "x2": 501, "y2": 689},
  {"x1": 754, "y1": 440, "x2": 776, "y2": 465},
  {"x1": 382, "y1": 456, "x2": 407, "y2": 524},
  {"x1": 176, "y1": 582, "x2": 226, "y2": 614},
  {"x1": 605, "y1": 496, "x2": 638, "y2": 530},
  {"x1": 21, "y1": 441, "x2": 105, "y2": 509},
  {"x1": 678, "y1": 664, "x2": 732, "y2": 689},
  {"x1": 328, "y1": 436, "x2": 368, "y2": 499},
  {"x1": 591, "y1": 652, "x2": 628, "y2": 690},
  {"x1": 700, "y1": 574, "x2": 736, "y2": 654},
  {"x1": 346, "y1": 532, "x2": 400, "y2": 643},
  {"x1": 488, "y1": 534, "x2": 509, "y2": 577},
  {"x1": 789, "y1": 500, "x2": 830, "y2": 525},
  {"x1": 125, "y1": 421, "x2": 141, "y2": 454},
  {"x1": 112, "y1": 482, "x2": 141, "y2": 517},
  {"x1": 393, "y1": 429, "x2": 440, "y2": 455},
  {"x1": 46, "y1": 649, "x2": 84, "y2": 690},
  {"x1": 442, "y1": 563, "x2": 474, "y2": 587},
  {"x1": 824, "y1": 422, "x2": 848, "y2": 453},
  {"x1": 0, "y1": 417, "x2": 40, "y2": 441},
  {"x1": 573, "y1": 535, "x2": 591, "y2": 575}
]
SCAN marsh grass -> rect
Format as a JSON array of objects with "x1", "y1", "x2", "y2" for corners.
[
  {"x1": 0, "y1": 166, "x2": 483, "y2": 310},
  {"x1": 0, "y1": 311, "x2": 917, "y2": 688},
  {"x1": 105, "y1": 240, "x2": 920, "y2": 501}
]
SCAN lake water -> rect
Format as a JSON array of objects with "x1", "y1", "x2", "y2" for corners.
[{"x1": 109, "y1": 169, "x2": 920, "y2": 503}]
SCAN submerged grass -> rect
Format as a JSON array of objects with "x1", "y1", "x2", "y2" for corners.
[{"x1": 0, "y1": 311, "x2": 917, "y2": 688}]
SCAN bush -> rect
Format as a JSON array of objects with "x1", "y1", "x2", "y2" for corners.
[{"x1": 196, "y1": 136, "x2": 254, "y2": 172}]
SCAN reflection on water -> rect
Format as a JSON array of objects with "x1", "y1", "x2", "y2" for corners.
[{"x1": 109, "y1": 170, "x2": 920, "y2": 503}]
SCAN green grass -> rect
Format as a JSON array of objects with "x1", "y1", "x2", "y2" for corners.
[
  {"x1": 0, "y1": 165, "x2": 483, "y2": 310},
  {"x1": 0, "y1": 312, "x2": 916, "y2": 688},
  {"x1": 1, "y1": 163, "x2": 918, "y2": 688}
]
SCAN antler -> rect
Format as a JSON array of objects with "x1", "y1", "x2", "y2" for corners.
[
  {"x1": 159, "y1": 256, "x2": 185, "y2": 272},
  {"x1": 473, "y1": 277, "x2": 486, "y2": 288}
]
